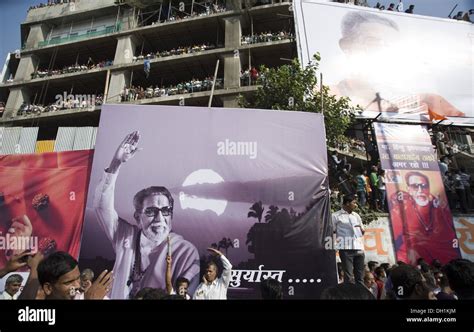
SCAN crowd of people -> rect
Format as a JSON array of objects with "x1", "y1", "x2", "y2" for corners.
[
  {"x1": 328, "y1": 257, "x2": 474, "y2": 300},
  {"x1": 329, "y1": 150, "x2": 389, "y2": 212},
  {"x1": 17, "y1": 94, "x2": 104, "y2": 116},
  {"x1": 434, "y1": 131, "x2": 474, "y2": 213},
  {"x1": 31, "y1": 59, "x2": 113, "y2": 80},
  {"x1": 335, "y1": 0, "x2": 415, "y2": 14},
  {"x1": 0, "y1": 246, "x2": 239, "y2": 300},
  {"x1": 330, "y1": 194, "x2": 474, "y2": 300},
  {"x1": 1, "y1": 247, "x2": 472, "y2": 300},
  {"x1": 329, "y1": 132, "x2": 473, "y2": 214},
  {"x1": 440, "y1": 156, "x2": 473, "y2": 213},
  {"x1": 144, "y1": 3, "x2": 226, "y2": 27},
  {"x1": 28, "y1": 0, "x2": 75, "y2": 12},
  {"x1": 452, "y1": 10, "x2": 474, "y2": 22},
  {"x1": 132, "y1": 43, "x2": 218, "y2": 62},
  {"x1": 240, "y1": 66, "x2": 260, "y2": 86},
  {"x1": 120, "y1": 77, "x2": 223, "y2": 102},
  {"x1": 240, "y1": 31, "x2": 294, "y2": 45}
]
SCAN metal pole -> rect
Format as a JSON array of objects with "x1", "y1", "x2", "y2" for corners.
[
  {"x1": 104, "y1": 69, "x2": 111, "y2": 102},
  {"x1": 320, "y1": 72, "x2": 323, "y2": 115},
  {"x1": 248, "y1": 50, "x2": 251, "y2": 86},
  {"x1": 208, "y1": 59, "x2": 220, "y2": 107},
  {"x1": 249, "y1": 16, "x2": 253, "y2": 86},
  {"x1": 115, "y1": 6, "x2": 120, "y2": 29}
]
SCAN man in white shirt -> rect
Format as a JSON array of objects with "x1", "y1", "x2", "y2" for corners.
[
  {"x1": 332, "y1": 195, "x2": 365, "y2": 285},
  {"x1": 0, "y1": 274, "x2": 23, "y2": 300},
  {"x1": 193, "y1": 248, "x2": 232, "y2": 300}
]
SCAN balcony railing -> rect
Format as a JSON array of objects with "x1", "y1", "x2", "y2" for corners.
[{"x1": 36, "y1": 23, "x2": 121, "y2": 48}]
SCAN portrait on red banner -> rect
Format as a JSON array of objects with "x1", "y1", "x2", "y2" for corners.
[{"x1": 388, "y1": 170, "x2": 461, "y2": 264}]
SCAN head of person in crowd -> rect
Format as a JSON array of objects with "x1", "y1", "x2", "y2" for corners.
[
  {"x1": 204, "y1": 261, "x2": 219, "y2": 283},
  {"x1": 133, "y1": 186, "x2": 174, "y2": 244},
  {"x1": 260, "y1": 277, "x2": 283, "y2": 300},
  {"x1": 417, "y1": 258, "x2": 431, "y2": 273},
  {"x1": 175, "y1": 277, "x2": 190, "y2": 298},
  {"x1": 342, "y1": 194, "x2": 358, "y2": 213},
  {"x1": 374, "y1": 266, "x2": 387, "y2": 281},
  {"x1": 133, "y1": 287, "x2": 167, "y2": 300},
  {"x1": 37, "y1": 251, "x2": 81, "y2": 300},
  {"x1": 363, "y1": 271, "x2": 376, "y2": 290},
  {"x1": 380, "y1": 263, "x2": 391, "y2": 274},
  {"x1": 442, "y1": 259, "x2": 474, "y2": 300},
  {"x1": 368, "y1": 261, "x2": 379, "y2": 273},
  {"x1": 320, "y1": 283, "x2": 375, "y2": 300},
  {"x1": 390, "y1": 264, "x2": 433, "y2": 300},
  {"x1": 80, "y1": 268, "x2": 94, "y2": 293},
  {"x1": 4, "y1": 274, "x2": 23, "y2": 297},
  {"x1": 431, "y1": 259, "x2": 442, "y2": 271},
  {"x1": 162, "y1": 294, "x2": 186, "y2": 300}
]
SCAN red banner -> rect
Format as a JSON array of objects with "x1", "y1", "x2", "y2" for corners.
[
  {"x1": 0, "y1": 150, "x2": 93, "y2": 269},
  {"x1": 374, "y1": 123, "x2": 461, "y2": 264}
]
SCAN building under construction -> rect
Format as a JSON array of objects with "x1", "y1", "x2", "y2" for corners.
[{"x1": 0, "y1": 0, "x2": 296, "y2": 143}]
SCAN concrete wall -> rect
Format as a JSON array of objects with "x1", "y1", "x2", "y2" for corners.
[
  {"x1": 50, "y1": 15, "x2": 117, "y2": 38},
  {"x1": 24, "y1": 24, "x2": 50, "y2": 49},
  {"x1": 222, "y1": 11, "x2": 242, "y2": 105},
  {"x1": 4, "y1": 88, "x2": 31, "y2": 119},
  {"x1": 107, "y1": 71, "x2": 131, "y2": 103},
  {"x1": 113, "y1": 35, "x2": 140, "y2": 65},
  {"x1": 107, "y1": 34, "x2": 140, "y2": 103},
  {"x1": 14, "y1": 55, "x2": 39, "y2": 81},
  {"x1": 24, "y1": 0, "x2": 117, "y2": 24}
]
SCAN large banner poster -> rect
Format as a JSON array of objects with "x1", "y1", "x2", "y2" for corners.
[
  {"x1": 79, "y1": 104, "x2": 336, "y2": 299},
  {"x1": 0, "y1": 150, "x2": 93, "y2": 270},
  {"x1": 294, "y1": 0, "x2": 473, "y2": 125},
  {"x1": 364, "y1": 217, "x2": 396, "y2": 265},
  {"x1": 453, "y1": 216, "x2": 474, "y2": 262},
  {"x1": 373, "y1": 123, "x2": 461, "y2": 264}
]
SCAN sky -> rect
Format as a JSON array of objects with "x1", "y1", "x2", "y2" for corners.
[{"x1": 1, "y1": 0, "x2": 473, "y2": 68}]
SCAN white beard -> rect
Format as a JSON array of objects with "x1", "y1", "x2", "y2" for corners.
[
  {"x1": 414, "y1": 195, "x2": 429, "y2": 207},
  {"x1": 142, "y1": 223, "x2": 169, "y2": 244}
]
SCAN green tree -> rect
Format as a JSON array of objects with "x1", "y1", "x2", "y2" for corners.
[{"x1": 240, "y1": 54, "x2": 358, "y2": 147}]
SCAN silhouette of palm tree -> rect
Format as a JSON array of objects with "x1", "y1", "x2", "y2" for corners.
[
  {"x1": 218, "y1": 237, "x2": 233, "y2": 256},
  {"x1": 265, "y1": 205, "x2": 279, "y2": 223},
  {"x1": 248, "y1": 201, "x2": 264, "y2": 223}
]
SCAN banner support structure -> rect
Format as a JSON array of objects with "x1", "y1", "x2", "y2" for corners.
[{"x1": 208, "y1": 59, "x2": 220, "y2": 108}]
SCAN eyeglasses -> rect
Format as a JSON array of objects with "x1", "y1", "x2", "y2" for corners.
[
  {"x1": 408, "y1": 183, "x2": 429, "y2": 190},
  {"x1": 142, "y1": 206, "x2": 172, "y2": 218}
]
